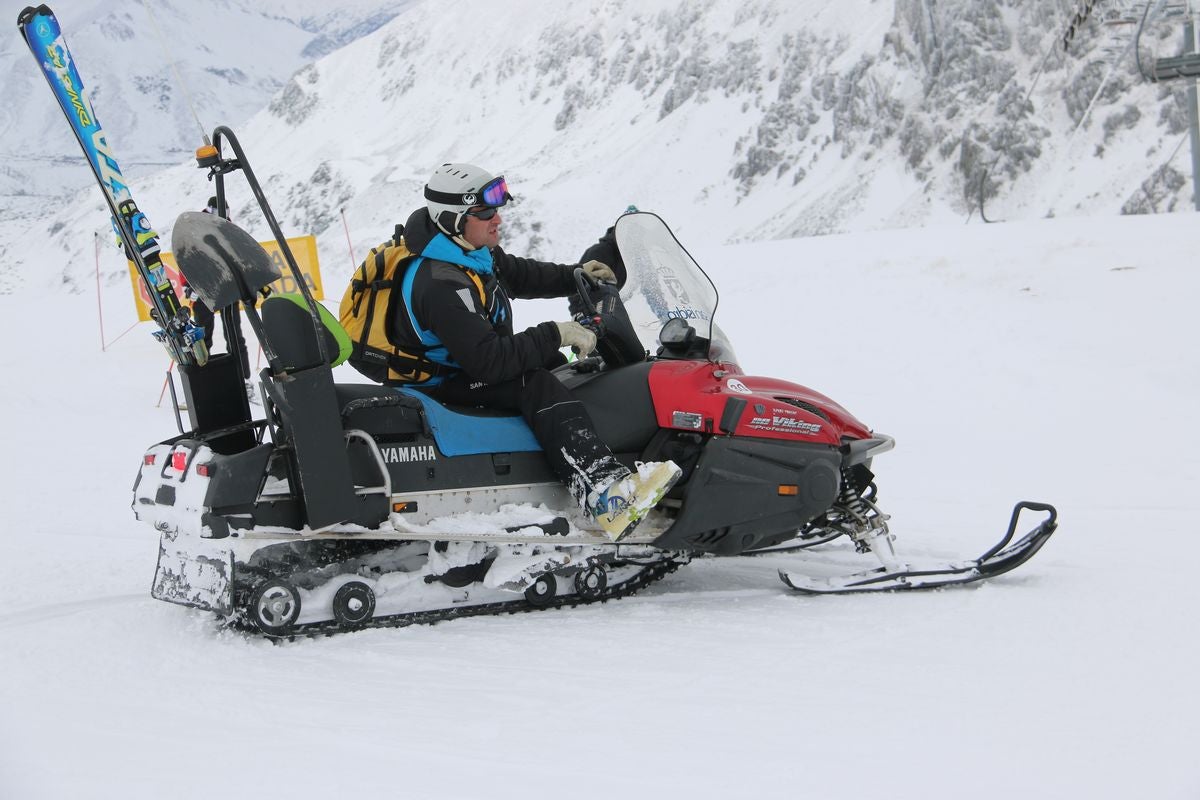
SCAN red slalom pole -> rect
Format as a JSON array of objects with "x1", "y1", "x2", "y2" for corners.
[
  {"x1": 94, "y1": 231, "x2": 107, "y2": 352},
  {"x1": 157, "y1": 360, "x2": 175, "y2": 407},
  {"x1": 340, "y1": 207, "x2": 356, "y2": 268}
]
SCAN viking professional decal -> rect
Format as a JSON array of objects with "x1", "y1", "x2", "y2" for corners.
[{"x1": 749, "y1": 415, "x2": 823, "y2": 436}]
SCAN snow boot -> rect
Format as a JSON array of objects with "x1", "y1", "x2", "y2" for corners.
[{"x1": 588, "y1": 460, "x2": 682, "y2": 541}]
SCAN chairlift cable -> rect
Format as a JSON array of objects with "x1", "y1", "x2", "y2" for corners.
[
  {"x1": 138, "y1": 0, "x2": 211, "y2": 147},
  {"x1": 968, "y1": 4, "x2": 1082, "y2": 223},
  {"x1": 1041, "y1": 0, "x2": 1170, "y2": 217}
]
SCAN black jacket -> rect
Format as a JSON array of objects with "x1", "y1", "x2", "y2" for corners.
[{"x1": 388, "y1": 207, "x2": 579, "y2": 386}]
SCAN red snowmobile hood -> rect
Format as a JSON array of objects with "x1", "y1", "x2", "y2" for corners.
[{"x1": 647, "y1": 361, "x2": 872, "y2": 446}]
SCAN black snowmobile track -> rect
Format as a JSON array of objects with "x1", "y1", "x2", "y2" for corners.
[{"x1": 235, "y1": 556, "x2": 686, "y2": 641}]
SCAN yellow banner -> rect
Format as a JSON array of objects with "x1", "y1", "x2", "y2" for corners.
[{"x1": 127, "y1": 235, "x2": 323, "y2": 322}]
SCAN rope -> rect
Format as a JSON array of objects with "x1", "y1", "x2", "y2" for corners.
[
  {"x1": 138, "y1": 0, "x2": 210, "y2": 145},
  {"x1": 105, "y1": 320, "x2": 142, "y2": 347}
]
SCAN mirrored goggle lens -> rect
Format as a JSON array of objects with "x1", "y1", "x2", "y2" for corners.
[{"x1": 480, "y1": 176, "x2": 510, "y2": 207}]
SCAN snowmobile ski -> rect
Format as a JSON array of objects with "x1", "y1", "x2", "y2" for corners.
[
  {"x1": 779, "y1": 501, "x2": 1058, "y2": 594},
  {"x1": 17, "y1": 5, "x2": 206, "y2": 365}
]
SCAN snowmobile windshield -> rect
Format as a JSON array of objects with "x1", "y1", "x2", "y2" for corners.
[{"x1": 613, "y1": 212, "x2": 737, "y2": 364}]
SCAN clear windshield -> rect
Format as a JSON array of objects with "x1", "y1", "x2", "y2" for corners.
[{"x1": 613, "y1": 212, "x2": 737, "y2": 364}]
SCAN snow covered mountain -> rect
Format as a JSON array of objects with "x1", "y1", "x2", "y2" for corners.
[
  {"x1": 2, "y1": 0, "x2": 1196, "y2": 298},
  {"x1": 0, "y1": 0, "x2": 414, "y2": 198}
]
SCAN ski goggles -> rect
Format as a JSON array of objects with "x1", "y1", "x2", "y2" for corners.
[
  {"x1": 478, "y1": 176, "x2": 511, "y2": 207},
  {"x1": 424, "y1": 175, "x2": 512, "y2": 209}
]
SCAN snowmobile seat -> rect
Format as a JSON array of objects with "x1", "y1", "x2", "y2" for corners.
[
  {"x1": 329, "y1": 378, "x2": 539, "y2": 455},
  {"x1": 335, "y1": 383, "x2": 427, "y2": 438},
  {"x1": 259, "y1": 294, "x2": 538, "y2": 455},
  {"x1": 338, "y1": 363, "x2": 662, "y2": 460},
  {"x1": 394, "y1": 388, "x2": 541, "y2": 457}
]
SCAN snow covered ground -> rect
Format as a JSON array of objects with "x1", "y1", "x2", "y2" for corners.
[{"x1": 0, "y1": 210, "x2": 1197, "y2": 799}]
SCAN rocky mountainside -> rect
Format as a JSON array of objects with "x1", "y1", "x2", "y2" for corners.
[{"x1": 2, "y1": 0, "x2": 1192, "y2": 297}]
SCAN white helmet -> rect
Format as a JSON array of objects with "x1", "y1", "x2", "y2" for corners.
[{"x1": 424, "y1": 163, "x2": 512, "y2": 236}]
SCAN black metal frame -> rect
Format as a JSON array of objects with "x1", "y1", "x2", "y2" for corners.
[{"x1": 178, "y1": 126, "x2": 365, "y2": 528}]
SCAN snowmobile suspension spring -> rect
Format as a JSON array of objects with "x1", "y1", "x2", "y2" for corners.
[
  {"x1": 838, "y1": 472, "x2": 890, "y2": 554},
  {"x1": 838, "y1": 475, "x2": 873, "y2": 524}
]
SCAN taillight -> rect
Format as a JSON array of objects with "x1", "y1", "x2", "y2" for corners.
[
  {"x1": 196, "y1": 463, "x2": 213, "y2": 478},
  {"x1": 171, "y1": 451, "x2": 187, "y2": 471},
  {"x1": 143, "y1": 454, "x2": 156, "y2": 466}
]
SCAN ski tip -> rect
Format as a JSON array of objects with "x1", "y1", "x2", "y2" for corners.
[
  {"x1": 777, "y1": 569, "x2": 829, "y2": 594},
  {"x1": 17, "y1": 6, "x2": 50, "y2": 27},
  {"x1": 778, "y1": 569, "x2": 867, "y2": 595},
  {"x1": 1014, "y1": 500, "x2": 1057, "y2": 526}
]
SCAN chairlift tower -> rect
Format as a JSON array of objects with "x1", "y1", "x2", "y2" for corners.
[{"x1": 1145, "y1": 2, "x2": 1200, "y2": 209}]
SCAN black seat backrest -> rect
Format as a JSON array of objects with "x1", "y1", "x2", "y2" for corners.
[{"x1": 260, "y1": 294, "x2": 351, "y2": 372}]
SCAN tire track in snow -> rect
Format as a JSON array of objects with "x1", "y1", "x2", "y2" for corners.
[{"x1": 0, "y1": 593, "x2": 145, "y2": 629}]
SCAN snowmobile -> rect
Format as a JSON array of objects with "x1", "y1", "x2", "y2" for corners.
[{"x1": 138, "y1": 128, "x2": 1058, "y2": 637}]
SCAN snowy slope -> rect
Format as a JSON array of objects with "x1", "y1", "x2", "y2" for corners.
[
  {"x1": 2, "y1": 2, "x2": 1198, "y2": 796},
  {"x1": 0, "y1": 210, "x2": 1196, "y2": 799}
]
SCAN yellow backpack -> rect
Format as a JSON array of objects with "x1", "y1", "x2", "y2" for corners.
[{"x1": 338, "y1": 225, "x2": 443, "y2": 384}]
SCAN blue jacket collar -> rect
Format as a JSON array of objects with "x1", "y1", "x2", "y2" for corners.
[{"x1": 422, "y1": 233, "x2": 494, "y2": 276}]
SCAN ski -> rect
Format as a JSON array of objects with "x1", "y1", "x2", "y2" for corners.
[
  {"x1": 17, "y1": 4, "x2": 206, "y2": 365},
  {"x1": 779, "y1": 501, "x2": 1058, "y2": 594}
]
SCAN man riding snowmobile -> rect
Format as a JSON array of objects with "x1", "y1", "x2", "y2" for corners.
[{"x1": 381, "y1": 162, "x2": 680, "y2": 540}]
